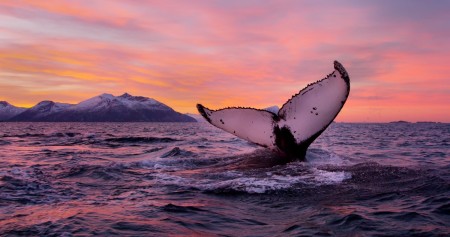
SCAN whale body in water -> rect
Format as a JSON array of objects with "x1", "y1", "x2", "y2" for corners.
[{"x1": 197, "y1": 61, "x2": 350, "y2": 160}]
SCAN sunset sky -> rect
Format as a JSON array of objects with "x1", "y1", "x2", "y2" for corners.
[{"x1": 0, "y1": 0, "x2": 449, "y2": 122}]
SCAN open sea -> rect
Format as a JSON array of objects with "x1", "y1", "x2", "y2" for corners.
[{"x1": 0, "y1": 122, "x2": 448, "y2": 236}]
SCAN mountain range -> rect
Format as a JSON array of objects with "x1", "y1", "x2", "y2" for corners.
[{"x1": 0, "y1": 93, "x2": 196, "y2": 122}]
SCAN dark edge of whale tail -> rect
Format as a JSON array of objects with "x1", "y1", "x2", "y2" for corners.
[
  {"x1": 334, "y1": 60, "x2": 350, "y2": 87},
  {"x1": 196, "y1": 104, "x2": 212, "y2": 123}
]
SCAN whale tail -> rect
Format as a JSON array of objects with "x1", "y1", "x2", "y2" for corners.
[{"x1": 197, "y1": 60, "x2": 350, "y2": 160}]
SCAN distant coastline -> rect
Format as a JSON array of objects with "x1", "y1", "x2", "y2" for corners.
[
  {"x1": 389, "y1": 120, "x2": 410, "y2": 124},
  {"x1": 388, "y1": 120, "x2": 443, "y2": 124}
]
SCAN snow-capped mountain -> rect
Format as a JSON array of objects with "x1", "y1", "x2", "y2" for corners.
[
  {"x1": 264, "y1": 105, "x2": 279, "y2": 114},
  {"x1": 0, "y1": 101, "x2": 27, "y2": 121},
  {"x1": 9, "y1": 101, "x2": 73, "y2": 121},
  {"x1": 5, "y1": 93, "x2": 195, "y2": 122},
  {"x1": 53, "y1": 93, "x2": 195, "y2": 122},
  {"x1": 73, "y1": 93, "x2": 172, "y2": 112}
]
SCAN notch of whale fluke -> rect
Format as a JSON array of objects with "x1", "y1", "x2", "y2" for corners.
[{"x1": 197, "y1": 60, "x2": 350, "y2": 161}]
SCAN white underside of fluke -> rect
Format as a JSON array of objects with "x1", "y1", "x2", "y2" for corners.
[{"x1": 197, "y1": 61, "x2": 350, "y2": 158}]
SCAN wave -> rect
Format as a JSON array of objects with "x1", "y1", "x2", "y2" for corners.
[
  {"x1": 0, "y1": 140, "x2": 11, "y2": 146},
  {"x1": 160, "y1": 203, "x2": 206, "y2": 213},
  {"x1": 56, "y1": 164, "x2": 125, "y2": 181},
  {"x1": 2, "y1": 133, "x2": 46, "y2": 138},
  {"x1": 160, "y1": 147, "x2": 195, "y2": 158},
  {"x1": 105, "y1": 136, "x2": 179, "y2": 143}
]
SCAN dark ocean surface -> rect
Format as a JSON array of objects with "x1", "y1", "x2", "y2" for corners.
[{"x1": 0, "y1": 122, "x2": 449, "y2": 236}]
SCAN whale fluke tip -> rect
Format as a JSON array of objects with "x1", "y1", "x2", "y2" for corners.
[
  {"x1": 196, "y1": 104, "x2": 211, "y2": 123},
  {"x1": 333, "y1": 60, "x2": 350, "y2": 84}
]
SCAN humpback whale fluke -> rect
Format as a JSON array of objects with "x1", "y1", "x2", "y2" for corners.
[{"x1": 197, "y1": 61, "x2": 350, "y2": 160}]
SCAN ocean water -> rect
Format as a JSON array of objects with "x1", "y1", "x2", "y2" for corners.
[{"x1": 0, "y1": 122, "x2": 448, "y2": 236}]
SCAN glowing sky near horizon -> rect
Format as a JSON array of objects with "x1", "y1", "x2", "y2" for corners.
[{"x1": 0, "y1": 0, "x2": 449, "y2": 122}]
